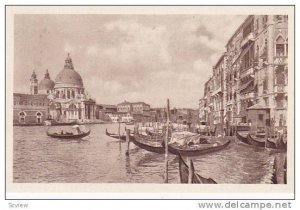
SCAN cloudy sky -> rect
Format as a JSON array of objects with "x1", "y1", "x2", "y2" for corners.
[{"x1": 14, "y1": 14, "x2": 246, "y2": 108}]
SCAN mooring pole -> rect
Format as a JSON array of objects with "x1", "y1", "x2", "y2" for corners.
[
  {"x1": 118, "y1": 116, "x2": 121, "y2": 141},
  {"x1": 164, "y1": 98, "x2": 170, "y2": 183},
  {"x1": 188, "y1": 157, "x2": 192, "y2": 184},
  {"x1": 125, "y1": 129, "x2": 130, "y2": 156}
]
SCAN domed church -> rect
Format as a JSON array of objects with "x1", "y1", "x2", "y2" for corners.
[
  {"x1": 48, "y1": 54, "x2": 97, "y2": 122},
  {"x1": 38, "y1": 69, "x2": 55, "y2": 94}
]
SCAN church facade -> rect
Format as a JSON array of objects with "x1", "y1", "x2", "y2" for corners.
[{"x1": 13, "y1": 54, "x2": 97, "y2": 125}]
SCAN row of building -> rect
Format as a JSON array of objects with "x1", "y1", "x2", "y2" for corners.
[
  {"x1": 13, "y1": 54, "x2": 199, "y2": 125},
  {"x1": 199, "y1": 15, "x2": 288, "y2": 131}
]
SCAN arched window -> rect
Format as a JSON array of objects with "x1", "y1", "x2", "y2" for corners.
[
  {"x1": 36, "y1": 112, "x2": 42, "y2": 124},
  {"x1": 276, "y1": 36, "x2": 285, "y2": 57},
  {"x1": 56, "y1": 91, "x2": 59, "y2": 98},
  {"x1": 19, "y1": 111, "x2": 26, "y2": 124},
  {"x1": 71, "y1": 90, "x2": 75, "y2": 98}
]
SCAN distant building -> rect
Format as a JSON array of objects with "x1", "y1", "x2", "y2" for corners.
[
  {"x1": 116, "y1": 101, "x2": 151, "y2": 122},
  {"x1": 96, "y1": 104, "x2": 117, "y2": 121},
  {"x1": 13, "y1": 54, "x2": 97, "y2": 125},
  {"x1": 13, "y1": 93, "x2": 49, "y2": 125}
]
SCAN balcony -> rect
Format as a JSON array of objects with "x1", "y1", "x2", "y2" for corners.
[
  {"x1": 274, "y1": 84, "x2": 286, "y2": 93},
  {"x1": 240, "y1": 92, "x2": 256, "y2": 100},
  {"x1": 241, "y1": 32, "x2": 255, "y2": 48},
  {"x1": 240, "y1": 67, "x2": 254, "y2": 79},
  {"x1": 211, "y1": 86, "x2": 222, "y2": 96},
  {"x1": 274, "y1": 56, "x2": 288, "y2": 65}
]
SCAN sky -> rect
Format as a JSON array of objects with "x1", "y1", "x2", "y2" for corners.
[{"x1": 14, "y1": 14, "x2": 246, "y2": 108}]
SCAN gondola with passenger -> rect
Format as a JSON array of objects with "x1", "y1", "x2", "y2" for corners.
[{"x1": 47, "y1": 126, "x2": 91, "y2": 139}]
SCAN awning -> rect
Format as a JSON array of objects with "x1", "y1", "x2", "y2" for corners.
[
  {"x1": 247, "y1": 103, "x2": 270, "y2": 110},
  {"x1": 232, "y1": 42, "x2": 254, "y2": 65},
  {"x1": 239, "y1": 79, "x2": 255, "y2": 94}
]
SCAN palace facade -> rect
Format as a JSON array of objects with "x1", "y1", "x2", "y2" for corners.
[{"x1": 199, "y1": 15, "x2": 288, "y2": 131}]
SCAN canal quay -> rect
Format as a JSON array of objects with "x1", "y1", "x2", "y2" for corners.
[{"x1": 12, "y1": 14, "x2": 289, "y2": 185}]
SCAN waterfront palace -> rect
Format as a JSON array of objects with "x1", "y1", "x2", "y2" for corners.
[
  {"x1": 13, "y1": 54, "x2": 97, "y2": 125},
  {"x1": 199, "y1": 15, "x2": 288, "y2": 132}
]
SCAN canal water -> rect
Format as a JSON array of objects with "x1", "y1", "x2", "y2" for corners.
[{"x1": 13, "y1": 124, "x2": 284, "y2": 184}]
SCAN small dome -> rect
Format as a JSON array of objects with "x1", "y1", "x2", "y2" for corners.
[
  {"x1": 39, "y1": 69, "x2": 55, "y2": 90},
  {"x1": 54, "y1": 54, "x2": 84, "y2": 88}
]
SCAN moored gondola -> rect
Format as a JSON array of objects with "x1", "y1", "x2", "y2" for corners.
[
  {"x1": 145, "y1": 129, "x2": 163, "y2": 137},
  {"x1": 47, "y1": 128, "x2": 91, "y2": 139},
  {"x1": 105, "y1": 129, "x2": 127, "y2": 141},
  {"x1": 179, "y1": 155, "x2": 217, "y2": 184},
  {"x1": 247, "y1": 134, "x2": 266, "y2": 147},
  {"x1": 236, "y1": 131, "x2": 249, "y2": 145},
  {"x1": 165, "y1": 138, "x2": 231, "y2": 157},
  {"x1": 131, "y1": 133, "x2": 165, "y2": 154}
]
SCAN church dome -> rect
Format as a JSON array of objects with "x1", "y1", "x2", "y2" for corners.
[
  {"x1": 54, "y1": 54, "x2": 84, "y2": 88},
  {"x1": 39, "y1": 69, "x2": 55, "y2": 90}
]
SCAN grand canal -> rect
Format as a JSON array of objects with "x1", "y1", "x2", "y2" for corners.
[{"x1": 13, "y1": 124, "x2": 284, "y2": 184}]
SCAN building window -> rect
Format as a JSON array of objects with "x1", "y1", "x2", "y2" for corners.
[
  {"x1": 67, "y1": 90, "x2": 70, "y2": 99},
  {"x1": 36, "y1": 112, "x2": 42, "y2": 124},
  {"x1": 275, "y1": 65, "x2": 286, "y2": 85},
  {"x1": 276, "y1": 36, "x2": 285, "y2": 57},
  {"x1": 19, "y1": 112, "x2": 26, "y2": 124},
  {"x1": 258, "y1": 114, "x2": 264, "y2": 121},
  {"x1": 34, "y1": 86, "x2": 38, "y2": 94},
  {"x1": 276, "y1": 44, "x2": 285, "y2": 57},
  {"x1": 72, "y1": 90, "x2": 75, "y2": 98},
  {"x1": 275, "y1": 93, "x2": 285, "y2": 108}
]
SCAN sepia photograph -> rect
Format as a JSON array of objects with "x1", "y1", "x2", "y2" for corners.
[{"x1": 5, "y1": 5, "x2": 295, "y2": 199}]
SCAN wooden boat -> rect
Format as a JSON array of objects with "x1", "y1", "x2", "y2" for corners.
[
  {"x1": 145, "y1": 129, "x2": 163, "y2": 137},
  {"x1": 105, "y1": 129, "x2": 126, "y2": 141},
  {"x1": 236, "y1": 131, "x2": 249, "y2": 145},
  {"x1": 247, "y1": 134, "x2": 265, "y2": 147},
  {"x1": 46, "y1": 120, "x2": 77, "y2": 126},
  {"x1": 266, "y1": 138, "x2": 277, "y2": 149},
  {"x1": 47, "y1": 128, "x2": 91, "y2": 139},
  {"x1": 179, "y1": 155, "x2": 217, "y2": 184},
  {"x1": 131, "y1": 133, "x2": 165, "y2": 154},
  {"x1": 165, "y1": 139, "x2": 231, "y2": 157}
]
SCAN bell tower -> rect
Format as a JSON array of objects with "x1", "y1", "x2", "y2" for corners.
[{"x1": 30, "y1": 70, "x2": 38, "y2": 95}]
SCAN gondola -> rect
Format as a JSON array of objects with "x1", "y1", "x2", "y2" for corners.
[
  {"x1": 131, "y1": 133, "x2": 165, "y2": 154},
  {"x1": 105, "y1": 129, "x2": 127, "y2": 141},
  {"x1": 179, "y1": 154, "x2": 217, "y2": 184},
  {"x1": 46, "y1": 120, "x2": 78, "y2": 126},
  {"x1": 236, "y1": 131, "x2": 249, "y2": 145},
  {"x1": 266, "y1": 138, "x2": 277, "y2": 149},
  {"x1": 145, "y1": 129, "x2": 163, "y2": 137},
  {"x1": 247, "y1": 134, "x2": 266, "y2": 147},
  {"x1": 165, "y1": 138, "x2": 231, "y2": 157},
  {"x1": 266, "y1": 136, "x2": 287, "y2": 151},
  {"x1": 47, "y1": 128, "x2": 91, "y2": 139}
]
